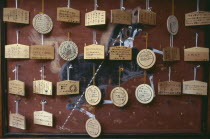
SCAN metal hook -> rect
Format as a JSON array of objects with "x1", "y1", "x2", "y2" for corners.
[
  {"x1": 120, "y1": 0, "x2": 125, "y2": 10},
  {"x1": 41, "y1": 100, "x2": 47, "y2": 111},
  {"x1": 194, "y1": 65, "x2": 200, "y2": 81},
  {"x1": 40, "y1": 65, "x2": 45, "y2": 80},
  {"x1": 67, "y1": 0, "x2": 70, "y2": 8},
  {"x1": 67, "y1": 64, "x2": 73, "y2": 80}
]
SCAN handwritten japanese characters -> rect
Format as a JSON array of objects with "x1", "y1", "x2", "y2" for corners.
[
  {"x1": 137, "y1": 49, "x2": 156, "y2": 69},
  {"x1": 84, "y1": 44, "x2": 105, "y2": 59},
  {"x1": 111, "y1": 9, "x2": 131, "y2": 25},
  {"x1": 85, "y1": 10, "x2": 106, "y2": 26},
  {"x1": 110, "y1": 87, "x2": 128, "y2": 107},
  {"x1": 85, "y1": 85, "x2": 101, "y2": 106},
  {"x1": 109, "y1": 46, "x2": 132, "y2": 60},
  {"x1": 57, "y1": 7, "x2": 80, "y2": 23},
  {"x1": 184, "y1": 47, "x2": 209, "y2": 61},
  {"x1": 9, "y1": 113, "x2": 26, "y2": 130},
  {"x1": 5, "y1": 44, "x2": 30, "y2": 59},
  {"x1": 9, "y1": 80, "x2": 25, "y2": 96},
  {"x1": 163, "y1": 47, "x2": 180, "y2": 61},
  {"x1": 158, "y1": 81, "x2": 181, "y2": 95},
  {"x1": 135, "y1": 84, "x2": 154, "y2": 104},
  {"x1": 57, "y1": 80, "x2": 79, "y2": 95},
  {"x1": 86, "y1": 118, "x2": 101, "y2": 138},
  {"x1": 30, "y1": 45, "x2": 54, "y2": 59},
  {"x1": 183, "y1": 80, "x2": 207, "y2": 95},
  {"x1": 138, "y1": 9, "x2": 156, "y2": 25},
  {"x1": 34, "y1": 111, "x2": 53, "y2": 127},
  {"x1": 33, "y1": 14, "x2": 53, "y2": 34},
  {"x1": 185, "y1": 11, "x2": 210, "y2": 26},
  {"x1": 33, "y1": 80, "x2": 52, "y2": 95}
]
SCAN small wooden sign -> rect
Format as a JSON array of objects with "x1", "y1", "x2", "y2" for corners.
[
  {"x1": 137, "y1": 9, "x2": 156, "y2": 25},
  {"x1": 183, "y1": 80, "x2": 207, "y2": 95},
  {"x1": 110, "y1": 87, "x2": 128, "y2": 107},
  {"x1": 34, "y1": 111, "x2": 53, "y2": 127},
  {"x1": 85, "y1": 85, "x2": 101, "y2": 106},
  {"x1": 184, "y1": 47, "x2": 209, "y2": 61},
  {"x1": 111, "y1": 9, "x2": 132, "y2": 25},
  {"x1": 30, "y1": 45, "x2": 54, "y2": 59},
  {"x1": 57, "y1": 80, "x2": 79, "y2": 95},
  {"x1": 57, "y1": 7, "x2": 80, "y2": 23},
  {"x1": 33, "y1": 14, "x2": 53, "y2": 34},
  {"x1": 136, "y1": 49, "x2": 156, "y2": 69},
  {"x1": 109, "y1": 46, "x2": 132, "y2": 60},
  {"x1": 84, "y1": 44, "x2": 105, "y2": 59},
  {"x1": 3, "y1": 8, "x2": 29, "y2": 24},
  {"x1": 9, "y1": 113, "x2": 26, "y2": 130},
  {"x1": 33, "y1": 80, "x2": 52, "y2": 95},
  {"x1": 135, "y1": 84, "x2": 154, "y2": 104},
  {"x1": 85, "y1": 10, "x2": 106, "y2": 26},
  {"x1": 158, "y1": 81, "x2": 181, "y2": 95},
  {"x1": 9, "y1": 80, "x2": 25, "y2": 96},
  {"x1": 163, "y1": 47, "x2": 180, "y2": 61},
  {"x1": 5, "y1": 44, "x2": 30, "y2": 59},
  {"x1": 185, "y1": 11, "x2": 210, "y2": 26},
  {"x1": 86, "y1": 118, "x2": 101, "y2": 138}
]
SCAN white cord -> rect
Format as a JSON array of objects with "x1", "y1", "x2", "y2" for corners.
[
  {"x1": 195, "y1": 33, "x2": 198, "y2": 48},
  {"x1": 168, "y1": 66, "x2": 171, "y2": 82},
  {"x1": 170, "y1": 34, "x2": 174, "y2": 48},
  {"x1": 194, "y1": 65, "x2": 200, "y2": 81},
  {"x1": 94, "y1": 0, "x2": 98, "y2": 10},
  {"x1": 15, "y1": 0, "x2": 18, "y2": 9},
  {"x1": 41, "y1": 34, "x2": 44, "y2": 45},
  {"x1": 67, "y1": 0, "x2": 70, "y2": 8},
  {"x1": 16, "y1": 30, "x2": 19, "y2": 44},
  {"x1": 197, "y1": 0, "x2": 199, "y2": 12},
  {"x1": 15, "y1": 100, "x2": 19, "y2": 114}
]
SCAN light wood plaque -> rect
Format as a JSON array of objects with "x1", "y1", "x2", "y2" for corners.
[
  {"x1": 110, "y1": 87, "x2": 128, "y2": 107},
  {"x1": 84, "y1": 44, "x2": 105, "y2": 59},
  {"x1": 3, "y1": 8, "x2": 29, "y2": 24},
  {"x1": 109, "y1": 46, "x2": 132, "y2": 60},
  {"x1": 163, "y1": 47, "x2": 180, "y2": 61},
  {"x1": 167, "y1": 15, "x2": 179, "y2": 35},
  {"x1": 57, "y1": 7, "x2": 80, "y2": 23},
  {"x1": 85, "y1": 85, "x2": 101, "y2": 106},
  {"x1": 85, "y1": 10, "x2": 106, "y2": 26},
  {"x1": 33, "y1": 80, "x2": 52, "y2": 95},
  {"x1": 30, "y1": 45, "x2": 54, "y2": 59},
  {"x1": 57, "y1": 80, "x2": 79, "y2": 95},
  {"x1": 185, "y1": 11, "x2": 210, "y2": 26},
  {"x1": 59, "y1": 41, "x2": 78, "y2": 61},
  {"x1": 184, "y1": 47, "x2": 209, "y2": 61},
  {"x1": 9, "y1": 80, "x2": 25, "y2": 96},
  {"x1": 137, "y1": 9, "x2": 156, "y2": 25},
  {"x1": 158, "y1": 81, "x2": 181, "y2": 95},
  {"x1": 86, "y1": 118, "x2": 101, "y2": 138},
  {"x1": 34, "y1": 111, "x2": 53, "y2": 127},
  {"x1": 137, "y1": 49, "x2": 156, "y2": 69},
  {"x1": 111, "y1": 9, "x2": 132, "y2": 25},
  {"x1": 5, "y1": 44, "x2": 30, "y2": 59},
  {"x1": 9, "y1": 113, "x2": 26, "y2": 130},
  {"x1": 183, "y1": 80, "x2": 207, "y2": 95},
  {"x1": 135, "y1": 84, "x2": 154, "y2": 104}
]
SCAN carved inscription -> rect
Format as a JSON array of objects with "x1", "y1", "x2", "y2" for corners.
[
  {"x1": 138, "y1": 9, "x2": 156, "y2": 25},
  {"x1": 34, "y1": 111, "x2": 53, "y2": 127},
  {"x1": 9, "y1": 113, "x2": 26, "y2": 130},
  {"x1": 163, "y1": 47, "x2": 180, "y2": 61},
  {"x1": 33, "y1": 80, "x2": 52, "y2": 95},
  {"x1": 109, "y1": 46, "x2": 132, "y2": 60},
  {"x1": 30, "y1": 45, "x2": 54, "y2": 59},
  {"x1": 9, "y1": 80, "x2": 25, "y2": 96},
  {"x1": 84, "y1": 44, "x2": 105, "y2": 59},
  {"x1": 111, "y1": 9, "x2": 131, "y2": 25},
  {"x1": 184, "y1": 47, "x2": 209, "y2": 61},
  {"x1": 183, "y1": 80, "x2": 207, "y2": 95},
  {"x1": 5, "y1": 44, "x2": 29, "y2": 59},
  {"x1": 185, "y1": 11, "x2": 210, "y2": 26},
  {"x1": 57, "y1": 7, "x2": 80, "y2": 23},
  {"x1": 57, "y1": 80, "x2": 79, "y2": 95},
  {"x1": 158, "y1": 81, "x2": 181, "y2": 95},
  {"x1": 85, "y1": 10, "x2": 106, "y2": 26},
  {"x1": 86, "y1": 118, "x2": 101, "y2": 138}
]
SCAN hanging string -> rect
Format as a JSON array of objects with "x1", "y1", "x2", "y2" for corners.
[
  {"x1": 118, "y1": 67, "x2": 124, "y2": 87},
  {"x1": 12, "y1": 67, "x2": 17, "y2": 80},
  {"x1": 67, "y1": 64, "x2": 73, "y2": 80},
  {"x1": 15, "y1": 99, "x2": 20, "y2": 114},
  {"x1": 120, "y1": 0, "x2": 125, "y2": 10},
  {"x1": 93, "y1": 30, "x2": 98, "y2": 44},
  {"x1": 119, "y1": 32, "x2": 122, "y2": 46},
  {"x1": 172, "y1": 0, "x2": 174, "y2": 15},
  {"x1": 68, "y1": 32, "x2": 71, "y2": 41},
  {"x1": 144, "y1": 70, "x2": 147, "y2": 84},
  {"x1": 93, "y1": 65, "x2": 96, "y2": 85},
  {"x1": 146, "y1": 0, "x2": 150, "y2": 10},
  {"x1": 67, "y1": 0, "x2": 70, "y2": 8},
  {"x1": 170, "y1": 34, "x2": 174, "y2": 48},
  {"x1": 41, "y1": 34, "x2": 44, "y2": 45},
  {"x1": 194, "y1": 65, "x2": 200, "y2": 81},
  {"x1": 16, "y1": 30, "x2": 19, "y2": 44},
  {"x1": 142, "y1": 33, "x2": 148, "y2": 49},
  {"x1": 195, "y1": 33, "x2": 198, "y2": 48},
  {"x1": 41, "y1": 100, "x2": 47, "y2": 111},
  {"x1": 40, "y1": 65, "x2": 45, "y2": 80},
  {"x1": 197, "y1": 0, "x2": 200, "y2": 12},
  {"x1": 94, "y1": 0, "x2": 98, "y2": 10},
  {"x1": 42, "y1": 0, "x2": 45, "y2": 13},
  {"x1": 168, "y1": 66, "x2": 171, "y2": 82},
  {"x1": 15, "y1": 0, "x2": 18, "y2": 9}
]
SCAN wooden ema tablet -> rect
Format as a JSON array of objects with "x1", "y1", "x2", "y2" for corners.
[
  {"x1": 5, "y1": 44, "x2": 29, "y2": 59},
  {"x1": 85, "y1": 85, "x2": 101, "y2": 106},
  {"x1": 184, "y1": 47, "x2": 209, "y2": 61},
  {"x1": 85, "y1": 10, "x2": 106, "y2": 26},
  {"x1": 33, "y1": 80, "x2": 52, "y2": 95},
  {"x1": 109, "y1": 46, "x2": 132, "y2": 60},
  {"x1": 9, "y1": 80, "x2": 25, "y2": 96},
  {"x1": 33, "y1": 14, "x2": 53, "y2": 34},
  {"x1": 3, "y1": 8, "x2": 29, "y2": 24},
  {"x1": 34, "y1": 111, "x2": 53, "y2": 127},
  {"x1": 84, "y1": 44, "x2": 105, "y2": 59},
  {"x1": 110, "y1": 87, "x2": 128, "y2": 107},
  {"x1": 57, "y1": 80, "x2": 79, "y2": 95},
  {"x1": 158, "y1": 81, "x2": 181, "y2": 95},
  {"x1": 167, "y1": 15, "x2": 179, "y2": 35},
  {"x1": 183, "y1": 80, "x2": 207, "y2": 95},
  {"x1": 57, "y1": 7, "x2": 80, "y2": 23},
  {"x1": 111, "y1": 9, "x2": 132, "y2": 25},
  {"x1": 86, "y1": 118, "x2": 101, "y2": 138},
  {"x1": 136, "y1": 49, "x2": 156, "y2": 69},
  {"x1": 59, "y1": 41, "x2": 78, "y2": 61},
  {"x1": 9, "y1": 113, "x2": 26, "y2": 130},
  {"x1": 135, "y1": 84, "x2": 154, "y2": 104},
  {"x1": 185, "y1": 11, "x2": 210, "y2": 26},
  {"x1": 163, "y1": 47, "x2": 180, "y2": 61},
  {"x1": 137, "y1": 9, "x2": 156, "y2": 25},
  {"x1": 30, "y1": 45, "x2": 54, "y2": 59}
]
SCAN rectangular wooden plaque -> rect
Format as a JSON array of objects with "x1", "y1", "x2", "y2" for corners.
[
  {"x1": 3, "y1": 8, "x2": 29, "y2": 24},
  {"x1": 111, "y1": 9, "x2": 132, "y2": 25},
  {"x1": 85, "y1": 10, "x2": 106, "y2": 26},
  {"x1": 163, "y1": 47, "x2": 180, "y2": 61},
  {"x1": 183, "y1": 80, "x2": 207, "y2": 95},
  {"x1": 185, "y1": 11, "x2": 210, "y2": 26},
  {"x1": 9, "y1": 80, "x2": 25, "y2": 96},
  {"x1": 109, "y1": 46, "x2": 132, "y2": 60},
  {"x1": 138, "y1": 9, "x2": 156, "y2": 25},
  {"x1": 9, "y1": 113, "x2": 26, "y2": 130},
  {"x1": 33, "y1": 80, "x2": 52, "y2": 95},
  {"x1": 158, "y1": 81, "x2": 181, "y2": 95},
  {"x1": 30, "y1": 45, "x2": 54, "y2": 59},
  {"x1": 57, "y1": 80, "x2": 79, "y2": 95},
  {"x1": 34, "y1": 111, "x2": 53, "y2": 127},
  {"x1": 57, "y1": 7, "x2": 80, "y2": 23},
  {"x1": 184, "y1": 47, "x2": 209, "y2": 61},
  {"x1": 84, "y1": 44, "x2": 105, "y2": 59},
  {"x1": 5, "y1": 44, "x2": 30, "y2": 59}
]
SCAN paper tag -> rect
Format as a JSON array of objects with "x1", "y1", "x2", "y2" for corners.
[
  {"x1": 5, "y1": 44, "x2": 29, "y2": 59},
  {"x1": 3, "y1": 8, "x2": 29, "y2": 24},
  {"x1": 184, "y1": 47, "x2": 209, "y2": 61},
  {"x1": 59, "y1": 41, "x2": 78, "y2": 61},
  {"x1": 9, "y1": 80, "x2": 25, "y2": 96},
  {"x1": 163, "y1": 47, "x2": 180, "y2": 61},
  {"x1": 34, "y1": 111, "x2": 53, "y2": 127},
  {"x1": 109, "y1": 46, "x2": 132, "y2": 60},
  {"x1": 84, "y1": 44, "x2": 105, "y2": 59},
  {"x1": 85, "y1": 10, "x2": 106, "y2": 26},
  {"x1": 158, "y1": 81, "x2": 181, "y2": 95},
  {"x1": 111, "y1": 9, "x2": 132, "y2": 25},
  {"x1": 9, "y1": 113, "x2": 26, "y2": 130},
  {"x1": 57, "y1": 7, "x2": 80, "y2": 23},
  {"x1": 30, "y1": 45, "x2": 54, "y2": 59},
  {"x1": 57, "y1": 80, "x2": 79, "y2": 95},
  {"x1": 33, "y1": 14, "x2": 53, "y2": 34},
  {"x1": 136, "y1": 49, "x2": 156, "y2": 69},
  {"x1": 85, "y1": 85, "x2": 101, "y2": 106},
  {"x1": 183, "y1": 80, "x2": 207, "y2": 95},
  {"x1": 33, "y1": 80, "x2": 52, "y2": 95},
  {"x1": 138, "y1": 9, "x2": 156, "y2": 25},
  {"x1": 86, "y1": 118, "x2": 101, "y2": 138},
  {"x1": 110, "y1": 87, "x2": 128, "y2": 107},
  {"x1": 135, "y1": 84, "x2": 154, "y2": 104},
  {"x1": 185, "y1": 11, "x2": 210, "y2": 26}
]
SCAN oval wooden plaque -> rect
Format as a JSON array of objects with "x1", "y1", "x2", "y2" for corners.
[
  {"x1": 135, "y1": 84, "x2": 154, "y2": 104},
  {"x1": 137, "y1": 49, "x2": 156, "y2": 69},
  {"x1": 86, "y1": 118, "x2": 101, "y2": 138},
  {"x1": 110, "y1": 87, "x2": 128, "y2": 107},
  {"x1": 85, "y1": 85, "x2": 101, "y2": 106}
]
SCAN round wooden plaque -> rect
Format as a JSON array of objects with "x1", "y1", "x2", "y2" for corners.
[
  {"x1": 167, "y1": 15, "x2": 179, "y2": 35},
  {"x1": 32, "y1": 14, "x2": 53, "y2": 34},
  {"x1": 86, "y1": 118, "x2": 101, "y2": 138},
  {"x1": 110, "y1": 87, "x2": 128, "y2": 107},
  {"x1": 137, "y1": 49, "x2": 156, "y2": 69},
  {"x1": 85, "y1": 85, "x2": 101, "y2": 106},
  {"x1": 59, "y1": 41, "x2": 78, "y2": 61},
  {"x1": 135, "y1": 84, "x2": 154, "y2": 104}
]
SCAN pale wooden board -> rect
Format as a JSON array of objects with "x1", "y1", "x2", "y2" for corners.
[
  {"x1": 34, "y1": 111, "x2": 53, "y2": 127},
  {"x1": 167, "y1": 15, "x2": 179, "y2": 35},
  {"x1": 3, "y1": 8, "x2": 29, "y2": 24},
  {"x1": 57, "y1": 7, "x2": 80, "y2": 23},
  {"x1": 158, "y1": 81, "x2": 181, "y2": 95},
  {"x1": 85, "y1": 85, "x2": 101, "y2": 106},
  {"x1": 136, "y1": 49, "x2": 156, "y2": 69},
  {"x1": 9, "y1": 80, "x2": 25, "y2": 96},
  {"x1": 163, "y1": 47, "x2": 180, "y2": 61},
  {"x1": 5, "y1": 44, "x2": 30, "y2": 59},
  {"x1": 57, "y1": 80, "x2": 79, "y2": 95},
  {"x1": 86, "y1": 118, "x2": 101, "y2": 138},
  {"x1": 110, "y1": 87, "x2": 128, "y2": 107},
  {"x1": 109, "y1": 46, "x2": 132, "y2": 60},
  {"x1": 184, "y1": 47, "x2": 209, "y2": 61},
  {"x1": 183, "y1": 80, "x2": 207, "y2": 95},
  {"x1": 9, "y1": 113, "x2": 26, "y2": 130},
  {"x1": 84, "y1": 44, "x2": 105, "y2": 59},
  {"x1": 135, "y1": 84, "x2": 154, "y2": 104},
  {"x1": 85, "y1": 10, "x2": 106, "y2": 26},
  {"x1": 185, "y1": 11, "x2": 210, "y2": 26},
  {"x1": 111, "y1": 9, "x2": 132, "y2": 25},
  {"x1": 137, "y1": 9, "x2": 156, "y2": 25},
  {"x1": 33, "y1": 80, "x2": 52, "y2": 95},
  {"x1": 30, "y1": 45, "x2": 54, "y2": 59}
]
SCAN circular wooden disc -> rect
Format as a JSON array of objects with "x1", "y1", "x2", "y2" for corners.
[
  {"x1": 135, "y1": 84, "x2": 154, "y2": 104},
  {"x1": 167, "y1": 15, "x2": 179, "y2": 35},
  {"x1": 32, "y1": 14, "x2": 53, "y2": 34},
  {"x1": 59, "y1": 41, "x2": 78, "y2": 61},
  {"x1": 85, "y1": 85, "x2": 101, "y2": 106},
  {"x1": 136, "y1": 49, "x2": 156, "y2": 69},
  {"x1": 86, "y1": 118, "x2": 101, "y2": 138},
  {"x1": 110, "y1": 87, "x2": 128, "y2": 107}
]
